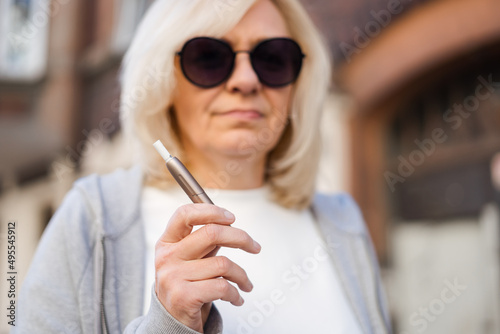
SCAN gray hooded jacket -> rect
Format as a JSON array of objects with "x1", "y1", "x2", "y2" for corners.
[{"x1": 14, "y1": 166, "x2": 391, "y2": 333}]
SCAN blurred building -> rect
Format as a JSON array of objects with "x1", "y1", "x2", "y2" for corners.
[
  {"x1": 313, "y1": 0, "x2": 500, "y2": 332},
  {"x1": 0, "y1": 1, "x2": 149, "y2": 332},
  {"x1": 1, "y1": 0, "x2": 499, "y2": 333}
]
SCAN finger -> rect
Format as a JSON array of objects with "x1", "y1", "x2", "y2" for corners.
[
  {"x1": 189, "y1": 278, "x2": 244, "y2": 306},
  {"x1": 183, "y1": 256, "x2": 253, "y2": 292},
  {"x1": 201, "y1": 303, "x2": 212, "y2": 327},
  {"x1": 204, "y1": 246, "x2": 221, "y2": 259},
  {"x1": 177, "y1": 224, "x2": 261, "y2": 259},
  {"x1": 159, "y1": 204, "x2": 235, "y2": 243}
]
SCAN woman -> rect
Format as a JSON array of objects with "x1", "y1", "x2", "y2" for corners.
[{"x1": 15, "y1": 0, "x2": 391, "y2": 333}]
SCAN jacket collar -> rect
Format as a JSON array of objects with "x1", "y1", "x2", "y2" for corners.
[
  {"x1": 311, "y1": 193, "x2": 390, "y2": 334},
  {"x1": 74, "y1": 165, "x2": 144, "y2": 239}
]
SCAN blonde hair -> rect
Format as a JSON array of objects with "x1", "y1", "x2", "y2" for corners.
[{"x1": 120, "y1": 0, "x2": 331, "y2": 209}]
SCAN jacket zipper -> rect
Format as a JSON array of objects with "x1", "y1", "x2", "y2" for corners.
[{"x1": 101, "y1": 236, "x2": 110, "y2": 334}]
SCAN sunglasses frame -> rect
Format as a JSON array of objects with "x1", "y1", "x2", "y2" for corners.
[{"x1": 176, "y1": 37, "x2": 305, "y2": 88}]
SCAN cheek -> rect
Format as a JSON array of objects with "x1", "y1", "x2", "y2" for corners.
[
  {"x1": 172, "y1": 94, "x2": 195, "y2": 134},
  {"x1": 268, "y1": 85, "x2": 292, "y2": 109},
  {"x1": 259, "y1": 87, "x2": 293, "y2": 150},
  {"x1": 266, "y1": 87, "x2": 293, "y2": 125},
  {"x1": 172, "y1": 79, "x2": 218, "y2": 132}
]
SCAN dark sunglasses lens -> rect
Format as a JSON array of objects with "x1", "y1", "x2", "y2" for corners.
[
  {"x1": 252, "y1": 39, "x2": 304, "y2": 87},
  {"x1": 180, "y1": 38, "x2": 234, "y2": 88}
]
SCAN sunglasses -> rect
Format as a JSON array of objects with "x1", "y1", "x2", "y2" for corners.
[{"x1": 176, "y1": 37, "x2": 305, "y2": 88}]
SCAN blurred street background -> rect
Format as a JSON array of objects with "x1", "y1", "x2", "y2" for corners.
[{"x1": 1, "y1": 0, "x2": 500, "y2": 333}]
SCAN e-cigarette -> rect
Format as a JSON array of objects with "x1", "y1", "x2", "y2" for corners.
[{"x1": 153, "y1": 140, "x2": 213, "y2": 204}]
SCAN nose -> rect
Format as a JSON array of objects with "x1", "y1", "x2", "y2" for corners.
[{"x1": 225, "y1": 52, "x2": 261, "y2": 95}]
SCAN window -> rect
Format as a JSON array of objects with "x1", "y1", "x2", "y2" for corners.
[
  {"x1": 110, "y1": 0, "x2": 154, "y2": 54},
  {"x1": 0, "y1": 0, "x2": 50, "y2": 81},
  {"x1": 387, "y1": 61, "x2": 500, "y2": 220}
]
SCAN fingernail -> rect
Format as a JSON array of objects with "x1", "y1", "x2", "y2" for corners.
[
  {"x1": 239, "y1": 296, "x2": 245, "y2": 305},
  {"x1": 224, "y1": 210, "x2": 235, "y2": 220},
  {"x1": 253, "y1": 240, "x2": 261, "y2": 251}
]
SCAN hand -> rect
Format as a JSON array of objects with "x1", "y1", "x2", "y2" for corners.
[{"x1": 154, "y1": 204, "x2": 261, "y2": 332}]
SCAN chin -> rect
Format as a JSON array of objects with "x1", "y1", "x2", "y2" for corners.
[{"x1": 215, "y1": 131, "x2": 277, "y2": 159}]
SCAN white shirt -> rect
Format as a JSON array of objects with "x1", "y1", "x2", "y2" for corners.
[{"x1": 141, "y1": 185, "x2": 362, "y2": 333}]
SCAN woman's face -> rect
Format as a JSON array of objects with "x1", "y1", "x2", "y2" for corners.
[{"x1": 171, "y1": 0, "x2": 293, "y2": 165}]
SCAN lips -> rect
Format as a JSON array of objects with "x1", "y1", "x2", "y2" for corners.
[{"x1": 215, "y1": 109, "x2": 264, "y2": 120}]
